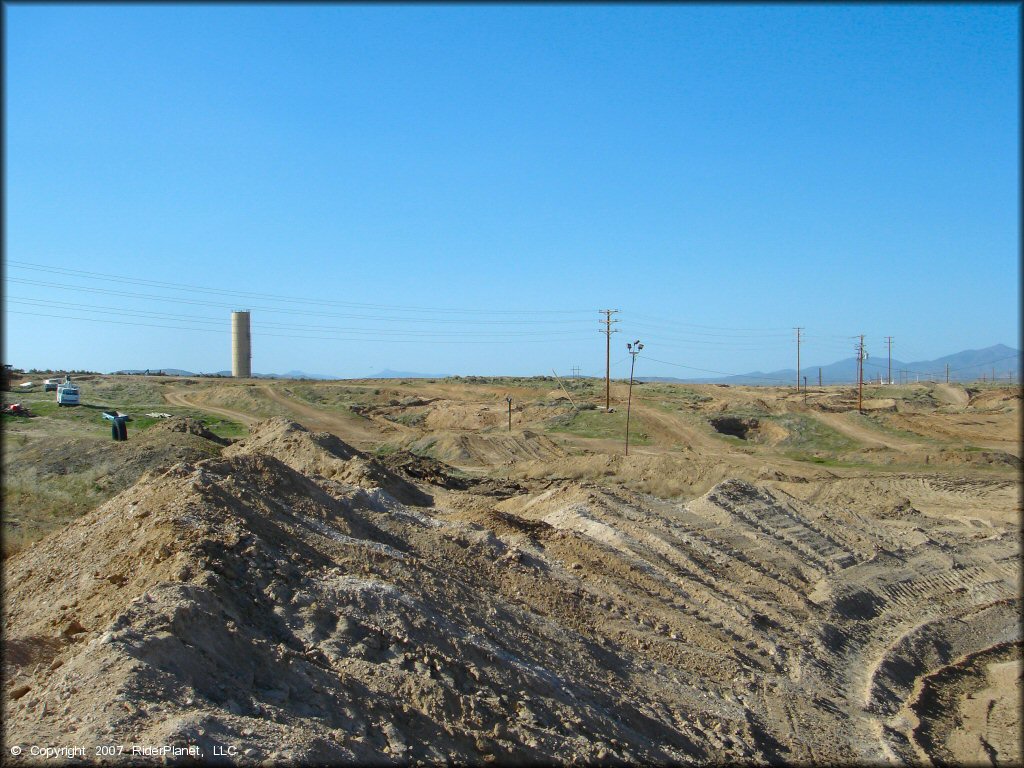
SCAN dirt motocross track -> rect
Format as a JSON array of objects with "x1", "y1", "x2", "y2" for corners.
[{"x1": 2, "y1": 375, "x2": 1020, "y2": 765}]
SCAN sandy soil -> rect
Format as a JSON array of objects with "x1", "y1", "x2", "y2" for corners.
[{"x1": 3, "y1": 377, "x2": 1019, "y2": 765}]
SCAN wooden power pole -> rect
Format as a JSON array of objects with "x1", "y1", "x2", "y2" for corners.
[
  {"x1": 794, "y1": 327, "x2": 803, "y2": 392},
  {"x1": 599, "y1": 309, "x2": 619, "y2": 411},
  {"x1": 884, "y1": 336, "x2": 893, "y2": 385},
  {"x1": 857, "y1": 335, "x2": 866, "y2": 413}
]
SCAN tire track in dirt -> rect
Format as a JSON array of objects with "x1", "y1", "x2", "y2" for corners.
[
  {"x1": 628, "y1": 400, "x2": 737, "y2": 456},
  {"x1": 164, "y1": 390, "x2": 259, "y2": 426},
  {"x1": 806, "y1": 410, "x2": 924, "y2": 451},
  {"x1": 886, "y1": 413, "x2": 1020, "y2": 456},
  {"x1": 164, "y1": 386, "x2": 387, "y2": 449},
  {"x1": 256, "y1": 385, "x2": 389, "y2": 447}
]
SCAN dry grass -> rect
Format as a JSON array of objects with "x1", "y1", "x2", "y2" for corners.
[{"x1": 1, "y1": 459, "x2": 122, "y2": 558}]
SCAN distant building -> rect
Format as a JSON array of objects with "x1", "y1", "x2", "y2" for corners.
[{"x1": 232, "y1": 311, "x2": 252, "y2": 378}]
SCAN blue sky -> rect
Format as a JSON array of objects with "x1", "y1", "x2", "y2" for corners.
[{"x1": 4, "y1": 4, "x2": 1019, "y2": 378}]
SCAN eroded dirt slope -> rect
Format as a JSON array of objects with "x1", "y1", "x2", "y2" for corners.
[{"x1": 4, "y1": 418, "x2": 1019, "y2": 765}]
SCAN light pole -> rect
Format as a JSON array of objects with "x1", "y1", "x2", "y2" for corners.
[{"x1": 625, "y1": 340, "x2": 643, "y2": 456}]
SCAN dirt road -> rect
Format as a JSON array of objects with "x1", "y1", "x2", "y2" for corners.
[
  {"x1": 165, "y1": 385, "x2": 387, "y2": 448},
  {"x1": 806, "y1": 409, "x2": 926, "y2": 451},
  {"x1": 164, "y1": 389, "x2": 259, "y2": 426},
  {"x1": 256, "y1": 385, "x2": 388, "y2": 446}
]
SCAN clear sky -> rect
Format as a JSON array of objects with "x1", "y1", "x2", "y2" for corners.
[{"x1": 4, "y1": 3, "x2": 1019, "y2": 379}]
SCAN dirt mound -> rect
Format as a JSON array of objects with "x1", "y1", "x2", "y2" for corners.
[
  {"x1": 507, "y1": 450, "x2": 742, "y2": 500},
  {"x1": 860, "y1": 398, "x2": 898, "y2": 412},
  {"x1": 144, "y1": 416, "x2": 230, "y2": 446},
  {"x1": 420, "y1": 401, "x2": 508, "y2": 431},
  {"x1": 379, "y1": 451, "x2": 527, "y2": 498},
  {"x1": 3, "y1": 453, "x2": 732, "y2": 765},
  {"x1": 4, "y1": 379, "x2": 1020, "y2": 764},
  {"x1": 967, "y1": 387, "x2": 1022, "y2": 411},
  {"x1": 225, "y1": 418, "x2": 431, "y2": 506},
  {"x1": 933, "y1": 384, "x2": 969, "y2": 407},
  {"x1": 406, "y1": 430, "x2": 566, "y2": 466}
]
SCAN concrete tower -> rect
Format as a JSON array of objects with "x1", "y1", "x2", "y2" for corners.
[{"x1": 231, "y1": 311, "x2": 251, "y2": 378}]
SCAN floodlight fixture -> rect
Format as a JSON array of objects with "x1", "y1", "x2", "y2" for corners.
[{"x1": 625, "y1": 339, "x2": 644, "y2": 456}]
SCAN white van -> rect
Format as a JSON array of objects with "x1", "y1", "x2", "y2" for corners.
[{"x1": 57, "y1": 376, "x2": 80, "y2": 406}]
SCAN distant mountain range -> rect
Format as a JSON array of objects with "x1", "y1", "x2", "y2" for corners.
[
  {"x1": 640, "y1": 344, "x2": 1020, "y2": 385},
  {"x1": 365, "y1": 369, "x2": 447, "y2": 379},
  {"x1": 111, "y1": 345, "x2": 1018, "y2": 385},
  {"x1": 110, "y1": 368, "x2": 444, "y2": 380},
  {"x1": 112, "y1": 368, "x2": 199, "y2": 376}
]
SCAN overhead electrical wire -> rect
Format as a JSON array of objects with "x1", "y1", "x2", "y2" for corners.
[
  {"x1": 627, "y1": 311, "x2": 792, "y2": 333},
  {"x1": 11, "y1": 261, "x2": 1010, "y2": 379},
  {"x1": 7, "y1": 310, "x2": 590, "y2": 344},
  {"x1": 625, "y1": 320, "x2": 793, "y2": 339},
  {"x1": 862, "y1": 353, "x2": 1019, "y2": 377},
  {"x1": 6, "y1": 297, "x2": 595, "y2": 338},
  {"x1": 7, "y1": 260, "x2": 592, "y2": 315},
  {"x1": 6, "y1": 278, "x2": 594, "y2": 326},
  {"x1": 637, "y1": 354, "x2": 791, "y2": 383}
]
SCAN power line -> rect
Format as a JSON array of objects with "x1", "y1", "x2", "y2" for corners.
[
  {"x1": 7, "y1": 310, "x2": 592, "y2": 344},
  {"x1": 6, "y1": 297, "x2": 596, "y2": 338},
  {"x1": 599, "y1": 309, "x2": 620, "y2": 410},
  {"x1": 6, "y1": 277, "x2": 593, "y2": 325},
  {"x1": 625, "y1": 337, "x2": 792, "y2": 350},
  {"x1": 7, "y1": 260, "x2": 592, "y2": 315},
  {"x1": 627, "y1": 319, "x2": 792, "y2": 339},
  {"x1": 639, "y1": 355, "x2": 791, "y2": 383},
  {"x1": 628, "y1": 311, "x2": 792, "y2": 333},
  {"x1": 863, "y1": 353, "x2": 1019, "y2": 377}
]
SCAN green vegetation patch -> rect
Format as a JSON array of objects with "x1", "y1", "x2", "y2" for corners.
[
  {"x1": 773, "y1": 414, "x2": 859, "y2": 455},
  {"x1": 780, "y1": 452, "x2": 869, "y2": 468},
  {"x1": 861, "y1": 412, "x2": 935, "y2": 443},
  {"x1": 285, "y1": 384, "x2": 377, "y2": 408},
  {"x1": 3, "y1": 391, "x2": 246, "y2": 440},
  {"x1": 864, "y1": 385, "x2": 936, "y2": 406},
  {"x1": 388, "y1": 412, "x2": 426, "y2": 427},
  {"x1": 548, "y1": 408, "x2": 652, "y2": 445}
]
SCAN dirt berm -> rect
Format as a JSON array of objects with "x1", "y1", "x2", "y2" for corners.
[
  {"x1": 2, "y1": 420, "x2": 719, "y2": 764},
  {"x1": 3, "y1": 418, "x2": 1019, "y2": 765}
]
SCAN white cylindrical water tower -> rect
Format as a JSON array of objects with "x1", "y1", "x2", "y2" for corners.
[{"x1": 231, "y1": 310, "x2": 251, "y2": 378}]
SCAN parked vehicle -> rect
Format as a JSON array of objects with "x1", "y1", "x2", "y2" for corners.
[
  {"x1": 44, "y1": 378, "x2": 59, "y2": 392},
  {"x1": 57, "y1": 375, "x2": 80, "y2": 407}
]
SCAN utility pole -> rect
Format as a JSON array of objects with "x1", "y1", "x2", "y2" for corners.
[
  {"x1": 857, "y1": 335, "x2": 867, "y2": 414},
  {"x1": 945, "y1": 364, "x2": 949, "y2": 384},
  {"x1": 803, "y1": 376, "x2": 808, "y2": 404},
  {"x1": 622, "y1": 337, "x2": 638, "y2": 456},
  {"x1": 794, "y1": 327, "x2": 803, "y2": 392},
  {"x1": 571, "y1": 366, "x2": 580, "y2": 380},
  {"x1": 599, "y1": 310, "x2": 620, "y2": 411},
  {"x1": 818, "y1": 367, "x2": 822, "y2": 387},
  {"x1": 506, "y1": 395, "x2": 513, "y2": 432},
  {"x1": 551, "y1": 369, "x2": 577, "y2": 408},
  {"x1": 884, "y1": 336, "x2": 893, "y2": 385}
]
